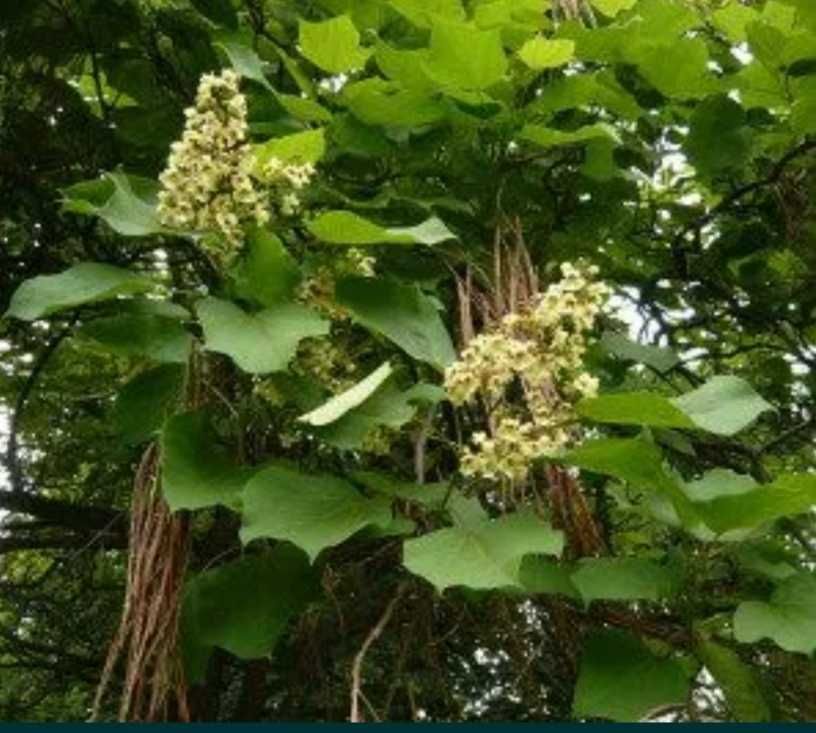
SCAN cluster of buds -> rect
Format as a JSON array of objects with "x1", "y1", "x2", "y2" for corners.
[
  {"x1": 445, "y1": 262, "x2": 609, "y2": 483},
  {"x1": 259, "y1": 158, "x2": 316, "y2": 217},
  {"x1": 294, "y1": 337, "x2": 357, "y2": 394},
  {"x1": 297, "y1": 248, "x2": 376, "y2": 319}
]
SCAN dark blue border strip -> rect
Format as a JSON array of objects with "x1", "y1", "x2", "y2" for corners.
[{"x1": 3, "y1": 725, "x2": 816, "y2": 729}]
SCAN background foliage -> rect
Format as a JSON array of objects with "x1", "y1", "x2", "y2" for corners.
[{"x1": 1, "y1": 0, "x2": 815, "y2": 721}]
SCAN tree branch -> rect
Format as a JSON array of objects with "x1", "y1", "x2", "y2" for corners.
[
  {"x1": 674, "y1": 137, "x2": 816, "y2": 247},
  {"x1": 5, "y1": 321, "x2": 74, "y2": 493}
]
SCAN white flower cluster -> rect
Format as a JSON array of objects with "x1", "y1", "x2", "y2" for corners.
[
  {"x1": 157, "y1": 70, "x2": 319, "y2": 262},
  {"x1": 259, "y1": 158, "x2": 316, "y2": 217},
  {"x1": 445, "y1": 262, "x2": 609, "y2": 483},
  {"x1": 157, "y1": 70, "x2": 268, "y2": 254}
]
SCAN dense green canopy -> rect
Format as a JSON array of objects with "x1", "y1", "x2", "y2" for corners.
[{"x1": 1, "y1": 0, "x2": 815, "y2": 722}]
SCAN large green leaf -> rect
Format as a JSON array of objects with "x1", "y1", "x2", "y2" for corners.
[
  {"x1": 298, "y1": 16, "x2": 371, "y2": 73},
  {"x1": 518, "y1": 557, "x2": 579, "y2": 598},
  {"x1": 197, "y1": 297, "x2": 329, "y2": 374},
  {"x1": 563, "y1": 437, "x2": 679, "y2": 498},
  {"x1": 79, "y1": 314, "x2": 192, "y2": 363},
  {"x1": 275, "y1": 92, "x2": 332, "y2": 123},
  {"x1": 215, "y1": 36, "x2": 272, "y2": 90},
  {"x1": 634, "y1": 38, "x2": 717, "y2": 99},
  {"x1": 734, "y1": 573, "x2": 816, "y2": 654},
  {"x1": 5, "y1": 263, "x2": 154, "y2": 321},
  {"x1": 695, "y1": 638, "x2": 771, "y2": 722},
  {"x1": 343, "y1": 78, "x2": 448, "y2": 127},
  {"x1": 571, "y1": 557, "x2": 678, "y2": 605},
  {"x1": 520, "y1": 123, "x2": 619, "y2": 148},
  {"x1": 375, "y1": 43, "x2": 434, "y2": 90},
  {"x1": 518, "y1": 38, "x2": 575, "y2": 70},
  {"x1": 351, "y1": 471, "x2": 450, "y2": 509},
  {"x1": 388, "y1": 0, "x2": 465, "y2": 28},
  {"x1": 423, "y1": 20, "x2": 507, "y2": 90},
  {"x1": 336, "y1": 277, "x2": 456, "y2": 370},
  {"x1": 99, "y1": 173, "x2": 163, "y2": 236},
  {"x1": 573, "y1": 630, "x2": 694, "y2": 721},
  {"x1": 308, "y1": 211, "x2": 455, "y2": 246},
  {"x1": 686, "y1": 95, "x2": 752, "y2": 178},
  {"x1": 694, "y1": 472, "x2": 816, "y2": 534},
  {"x1": 402, "y1": 510, "x2": 563, "y2": 591},
  {"x1": 682, "y1": 469, "x2": 758, "y2": 503},
  {"x1": 671, "y1": 376, "x2": 773, "y2": 436},
  {"x1": 62, "y1": 172, "x2": 163, "y2": 236},
  {"x1": 161, "y1": 411, "x2": 253, "y2": 511},
  {"x1": 240, "y1": 465, "x2": 393, "y2": 561},
  {"x1": 113, "y1": 364, "x2": 185, "y2": 446},
  {"x1": 563, "y1": 438, "x2": 697, "y2": 525},
  {"x1": 711, "y1": 2, "x2": 760, "y2": 41},
  {"x1": 577, "y1": 392, "x2": 696, "y2": 430},
  {"x1": 253, "y1": 129, "x2": 326, "y2": 170},
  {"x1": 181, "y1": 545, "x2": 317, "y2": 683},
  {"x1": 229, "y1": 228, "x2": 301, "y2": 307}
]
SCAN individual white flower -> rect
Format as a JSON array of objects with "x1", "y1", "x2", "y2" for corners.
[
  {"x1": 573, "y1": 372, "x2": 600, "y2": 398},
  {"x1": 280, "y1": 193, "x2": 301, "y2": 217}
]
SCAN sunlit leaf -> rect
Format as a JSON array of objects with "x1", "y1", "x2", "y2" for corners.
[
  {"x1": 734, "y1": 573, "x2": 816, "y2": 654},
  {"x1": 671, "y1": 376, "x2": 773, "y2": 436},
  {"x1": 403, "y1": 510, "x2": 563, "y2": 591},
  {"x1": 299, "y1": 16, "x2": 371, "y2": 73},
  {"x1": 308, "y1": 210, "x2": 455, "y2": 245},
  {"x1": 423, "y1": 20, "x2": 507, "y2": 90},
  {"x1": 197, "y1": 297, "x2": 329, "y2": 374},
  {"x1": 5, "y1": 263, "x2": 154, "y2": 321},
  {"x1": 299, "y1": 362, "x2": 393, "y2": 426},
  {"x1": 518, "y1": 37, "x2": 575, "y2": 70}
]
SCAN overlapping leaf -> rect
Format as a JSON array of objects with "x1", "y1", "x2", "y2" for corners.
[
  {"x1": 161, "y1": 411, "x2": 254, "y2": 511},
  {"x1": 197, "y1": 297, "x2": 328, "y2": 374},
  {"x1": 573, "y1": 630, "x2": 694, "y2": 722},
  {"x1": 403, "y1": 510, "x2": 563, "y2": 591},
  {"x1": 241, "y1": 466, "x2": 393, "y2": 561},
  {"x1": 308, "y1": 211, "x2": 455, "y2": 246},
  {"x1": 734, "y1": 573, "x2": 816, "y2": 654},
  {"x1": 181, "y1": 545, "x2": 318, "y2": 682},
  {"x1": 336, "y1": 277, "x2": 456, "y2": 370}
]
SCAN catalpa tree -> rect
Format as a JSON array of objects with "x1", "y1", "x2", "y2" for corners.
[{"x1": 1, "y1": 0, "x2": 815, "y2": 722}]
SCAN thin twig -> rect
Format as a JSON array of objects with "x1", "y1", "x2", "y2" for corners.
[{"x1": 349, "y1": 584, "x2": 406, "y2": 723}]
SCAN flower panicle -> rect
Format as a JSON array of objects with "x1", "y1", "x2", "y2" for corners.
[
  {"x1": 444, "y1": 261, "x2": 610, "y2": 483},
  {"x1": 156, "y1": 69, "x2": 317, "y2": 260}
]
